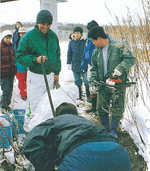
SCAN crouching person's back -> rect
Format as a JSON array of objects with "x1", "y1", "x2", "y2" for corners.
[{"x1": 23, "y1": 114, "x2": 131, "y2": 171}]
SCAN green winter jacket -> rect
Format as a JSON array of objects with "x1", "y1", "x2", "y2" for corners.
[
  {"x1": 16, "y1": 25, "x2": 61, "y2": 75},
  {"x1": 23, "y1": 114, "x2": 116, "y2": 171},
  {"x1": 90, "y1": 38, "x2": 135, "y2": 86}
]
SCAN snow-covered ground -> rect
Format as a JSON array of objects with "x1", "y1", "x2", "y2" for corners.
[
  {"x1": 0, "y1": 41, "x2": 150, "y2": 170},
  {"x1": 121, "y1": 63, "x2": 150, "y2": 171}
]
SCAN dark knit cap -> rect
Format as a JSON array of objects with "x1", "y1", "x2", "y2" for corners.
[
  {"x1": 36, "y1": 10, "x2": 53, "y2": 24},
  {"x1": 73, "y1": 27, "x2": 83, "y2": 34},
  {"x1": 87, "y1": 20, "x2": 99, "y2": 30},
  {"x1": 88, "y1": 26, "x2": 107, "y2": 39}
]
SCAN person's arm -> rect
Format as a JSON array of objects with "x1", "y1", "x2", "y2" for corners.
[
  {"x1": 67, "y1": 41, "x2": 72, "y2": 64},
  {"x1": 89, "y1": 50, "x2": 99, "y2": 87},
  {"x1": 81, "y1": 58, "x2": 88, "y2": 72},
  {"x1": 54, "y1": 37, "x2": 61, "y2": 76},
  {"x1": 115, "y1": 43, "x2": 135, "y2": 75},
  {"x1": 16, "y1": 35, "x2": 38, "y2": 68},
  {"x1": 81, "y1": 41, "x2": 88, "y2": 72},
  {"x1": 23, "y1": 119, "x2": 56, "y2": 171}
]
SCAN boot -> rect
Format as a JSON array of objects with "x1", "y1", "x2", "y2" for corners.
[
  {"x1": 100, "y1": 115, "x2": 109, "y2": 131},
  {"x1": 86, "y1": 96, "x2": 97, "y2": 113},
  {"x1": 110, "y1": 118, "x2": 119, "y2": 139},
  {"x1": 77, "y1": 85, "x2": 82, "y2": 100},
  {"x1": 85, "y1": 86, "x2": 91, "y2": 103}
]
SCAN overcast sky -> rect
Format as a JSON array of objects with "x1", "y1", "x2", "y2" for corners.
[
  {"x1": 58, "y1": 0, "x2": 143, "y2": 25},
  {"x1": 0, "y1": 0, "x2": 144, "y2": 26}
]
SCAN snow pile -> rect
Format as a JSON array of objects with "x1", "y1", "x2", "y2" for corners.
[
  {"x1": 26, "y1": 84, "x2": 79, "y2": 132},
  {"x1": 122, "y1": 61, "x2": 150, "y2": 171},
  {"x1": 122, "y1": 105, "x2": 150, "y2": 169}
]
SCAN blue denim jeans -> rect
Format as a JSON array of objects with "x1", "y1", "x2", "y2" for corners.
[
  {"x1": 58, "y1": 141, "x2": 131, "y2": 171},
  {"x1": 73, "y1": 71, "x2": 88, "y2": 86}
]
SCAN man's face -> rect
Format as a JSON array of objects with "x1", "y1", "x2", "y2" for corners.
[
  {"x1": 74, "y1": 32, "x2": 82, "y2": 40},
  {"x1": 92, "y1": 37, "x2": 103, "y2": 48},
  {"x1": 37, "y1": 23, "x2": 51, "y2": 34},
  {"x1": 4, "y1": 36, "x2": 12, "y2": 44}
]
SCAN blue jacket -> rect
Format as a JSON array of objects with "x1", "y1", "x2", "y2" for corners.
[
  {"x1": 67, "y1": 38, "x2": 86, "y2": 72},
  {"x1": 12, "y1": 28, "x2": 19, "y2": 52},
  {"x1": 81, "y1": 38, "x2": 96, "y2": 71},
  {"x1": 16, "y1": 62, "x2": 27, "y2": 73},
  {"x1": 14, "y1": 36, "x2": 28, "y2": 73},
  {"x1": 81, "y1": 34, "x2": 110, "y2": 72}
]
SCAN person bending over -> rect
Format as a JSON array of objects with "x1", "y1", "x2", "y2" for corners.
[{"x1": 23, "y1": 114, "x2": 131, "y2": 171}]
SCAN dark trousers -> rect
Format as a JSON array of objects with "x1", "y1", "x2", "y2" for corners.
[
  {"x1": 1, "y1": 76, "x2": 14, "y2": 109},
  {"x1": 97, "y1": 89, "x2": 125, "y2": 122}
]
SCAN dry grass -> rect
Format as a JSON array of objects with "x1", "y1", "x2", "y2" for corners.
[
  {"x1": 104, "y1": 0, "x2": 150, "y2": 110},
  {"x1": 103, "y1": 1, "x2": 150, "y2": 170}
]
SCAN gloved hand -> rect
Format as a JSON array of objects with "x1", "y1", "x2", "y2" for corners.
[
  {"x1": 112, "y1": 69, "x2": 122, "y2": 77},
  {"x1": 67, "y1": 64, "x2": 71, "y2": 70},
  {"x1": 106, "y1": 78, "x2": 115, "y2": 86},
  {"x1": 89, "y1": 86, "x2": 97, "y2": 94}
]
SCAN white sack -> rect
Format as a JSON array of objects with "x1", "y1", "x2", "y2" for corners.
[{"x1": 24, "y1": 84, "x2": 79, "y2": 132}]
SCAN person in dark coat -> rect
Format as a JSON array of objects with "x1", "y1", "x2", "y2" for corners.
[
  {"x1": 83, "y1": 21, "x2": 110, "y2": 115},
  {"x1": 0, "y1": 30, "x2": 17, "y2": 113},
  {"x1": 12, "y1": 21, "x2": 22, "y2": 52},
  {"x1": 67, "y1": 27, "x2": 91, "y2": 102},
  {"x1": 23, "y1": 114, "x2": 131, "y2": 171},
  {"x1": 81, "y1": 20, "x2": 99, "y2": 114}
]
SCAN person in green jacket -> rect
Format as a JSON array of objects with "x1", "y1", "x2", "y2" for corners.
[
  {"x1": 16, "y1": 10, "x2": 61, "y2": 121},
  {"x1": 88, "y1": 26, "x2": 135, "y2": 138},
  {"x1": 23, "y1": 114, "x2": 131, "y2": 171}
]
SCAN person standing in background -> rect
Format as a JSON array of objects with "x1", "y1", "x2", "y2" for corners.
[
  {"x1": 0, "y1": 30, "x2": 17, "y2": 113},
  {"x1": 12, "y1": 21, "x2": 22, "y2": 52},
  {"x1": 67, "y1": 27, "x2": 91, "y2": 102},
  {"x1": 15, "y1": 27, "x2": 28, "y2": 101},
  {"x1": 81, "y1": 20, "x2": 99, "y2": 113}
]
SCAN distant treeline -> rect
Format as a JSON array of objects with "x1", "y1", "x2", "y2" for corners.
[
  {"x1": 0, "y1": 22, "x2": 88, "y2": 32},
  {"x1": 0, "y1": 22, "x2": 35, "y2": 32},
  {"x1": 0, "y1": 22, "x2": 89, "y2": 41}
]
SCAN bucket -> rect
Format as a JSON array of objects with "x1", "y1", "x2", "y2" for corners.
[
  {"x1": 0, "y1": 116, "x2": 13, "y2": 148},
  {"x1": 11, "y1": 109, "x2": 26, "y2": 134}
]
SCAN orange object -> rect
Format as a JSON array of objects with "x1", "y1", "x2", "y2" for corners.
[{"x1": 109, "y1": 78, "x2": 122, "y2": 83}]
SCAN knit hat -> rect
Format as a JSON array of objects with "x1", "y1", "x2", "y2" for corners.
[
  {"x1": 87, "y1": 20, "x2": 99, "y2": 30},
  {"x1": 1, "y1": 30, "x2": 12, "y2": 40},
  {"x1": 18, "y1": 27, "x2": 27, "y2": 33},
  {"x1": 88, "y1": 26, "x2": 108, "y2": 39},
  {"x1": 36, "y1": 10, "x2": 53, "y2": 24},
  {"x1": 73, "y1": 27, "x2": 83, "y2": 34}
]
